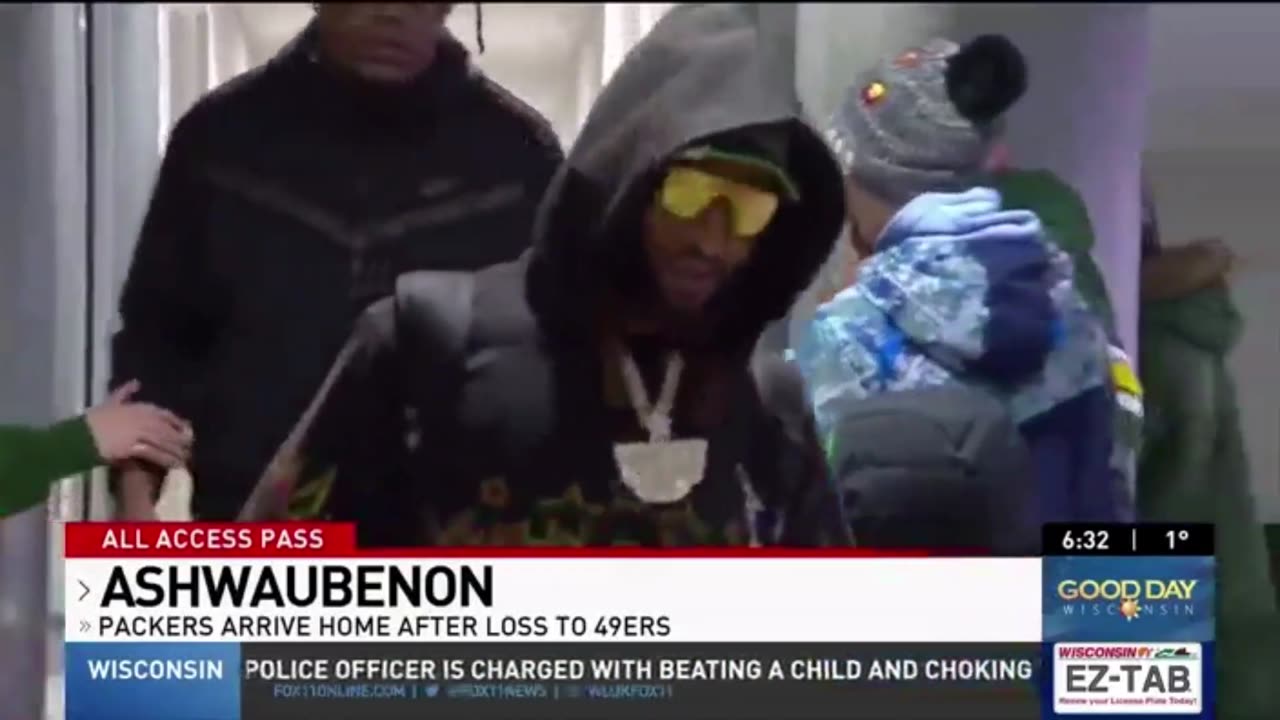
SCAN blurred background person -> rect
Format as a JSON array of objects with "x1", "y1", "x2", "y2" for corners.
[
  {"x1": 111, "y1": 2, "x2": 562, "y2": 521},
  {"x1": 1137, "y1": 176, "x2": 1278, "y2": 717}
]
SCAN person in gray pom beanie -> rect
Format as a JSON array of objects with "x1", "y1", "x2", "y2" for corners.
[
  {"x1": 824, "y1": 34, "x2": 1027, "y2": 254},
  {"x1": 793, "y1": 34, "x2": 1133, "y2": 552}
]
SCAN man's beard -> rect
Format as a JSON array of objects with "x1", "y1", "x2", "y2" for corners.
[{"x1": 618, "y1": 282, "x2": 721, "y2": 349}]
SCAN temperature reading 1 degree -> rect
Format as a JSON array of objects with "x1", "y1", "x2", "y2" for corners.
[{"x1": 1137, "y1": 523, "x2": 1213, "y2": 555}]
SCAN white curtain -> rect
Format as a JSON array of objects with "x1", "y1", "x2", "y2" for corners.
[
  {"x1": 157, "y1": 3, "x2": 252, "y2": 147},
  {"x1": 600, "y1": 3, "x2": 673, "y2": 86}
]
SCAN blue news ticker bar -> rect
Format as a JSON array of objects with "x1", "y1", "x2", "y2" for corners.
[{"x1": 65, "y1": 642, "x2": 240, "y2": 720}]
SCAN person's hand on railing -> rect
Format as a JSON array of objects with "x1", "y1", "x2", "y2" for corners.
[{"x1": 85, "y1": 380, "x2": 192, "y2": 469}]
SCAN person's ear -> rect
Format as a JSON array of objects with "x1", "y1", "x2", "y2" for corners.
[
  {"x1": 843, "y1": 180, "x2": 873, "y2": 258},
  {"x1": 984, "y1": 141, "x2": 1011, "y2": 172}
]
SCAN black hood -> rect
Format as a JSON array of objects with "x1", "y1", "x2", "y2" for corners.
[{"x1": 525, "y1": 4, "x2": 845, "y2": 350}]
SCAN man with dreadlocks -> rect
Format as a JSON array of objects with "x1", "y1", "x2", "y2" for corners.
[{"x1": 113, "y1": 3, "x2": 562, "y2": 521}]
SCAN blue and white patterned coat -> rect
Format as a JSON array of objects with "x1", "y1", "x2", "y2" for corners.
[{"x1": 794, "y1": 187, "x2": 1133, "y2": 524}]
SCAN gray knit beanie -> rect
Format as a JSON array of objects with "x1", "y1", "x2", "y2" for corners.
[{"x1": 825, "y1": 35, "x2": 1028, "y2": 205}]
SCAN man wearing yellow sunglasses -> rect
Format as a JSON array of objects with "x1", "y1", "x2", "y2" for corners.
[
  {"x1": 643, "y1": 142, "x2": 800, "y2": 318},
  {"x1": 240, "y1": 4, "x2": 852, "y2": 549}
]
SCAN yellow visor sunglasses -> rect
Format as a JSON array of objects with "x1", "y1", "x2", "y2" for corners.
[{"x1": 658, "y1": 166, "x2": 783, "y2": 238}]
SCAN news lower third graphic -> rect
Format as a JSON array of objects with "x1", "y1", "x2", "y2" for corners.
[
  {"x1": 1042, "y1": 555, "x2": 1216, "y2": 718},
  {"x1": 64, "y1": 523, "x2": 1052, "y2": 719}
]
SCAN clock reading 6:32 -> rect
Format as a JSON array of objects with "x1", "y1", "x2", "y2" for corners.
[{"x1": 1061, "y1": 529, "x2": 1109, "y2": 551}]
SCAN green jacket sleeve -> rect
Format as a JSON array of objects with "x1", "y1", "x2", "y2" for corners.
[{"x1": 0, "y1": 417, "x2": 103, "y2": 517}]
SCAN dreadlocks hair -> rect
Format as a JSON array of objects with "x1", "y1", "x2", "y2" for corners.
[{"x1": 474, "y1": 3, "x2": 485, "y2": 53}]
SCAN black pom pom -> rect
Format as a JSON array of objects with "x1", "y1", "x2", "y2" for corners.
[{"x1": 945, "y1": 34, "x2": 1027, "y2": 124}]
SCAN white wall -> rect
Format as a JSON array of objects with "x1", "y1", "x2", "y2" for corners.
[{"x1": 1143, "y1": 150, "x2": 1280, "y2": 522}]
